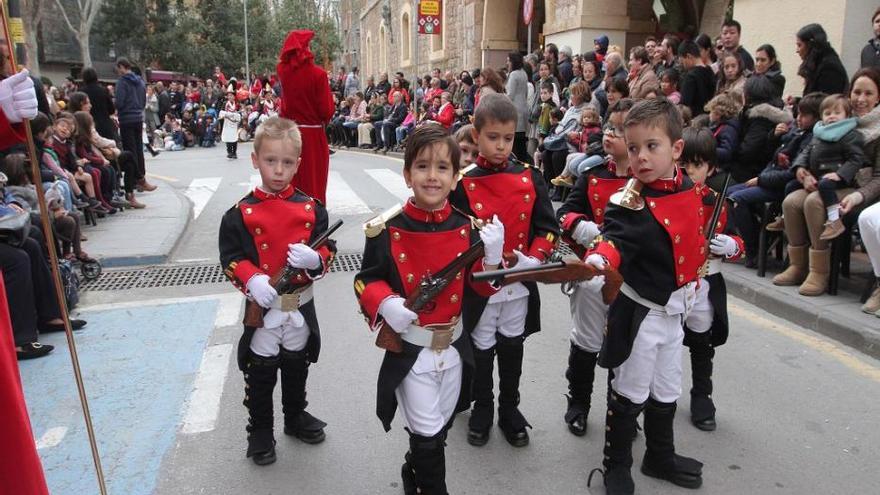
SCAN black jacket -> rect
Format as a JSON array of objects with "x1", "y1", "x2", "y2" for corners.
[
  {"x1": 157, "y1": 90, "x2": 171, "y2": 120},
  {"x1": 386, "y1": 102, "x2": 407, "y2": 126},
  {"x1": 558, "y1": 58, "x2": 574, "y2": 87},
  {"x1": 81, "y1": 82, "x2": 117, "y2": 141},
  {"x1": 757, "y1": 65, "x2": 786, "y2": 100},
  {"x1": 802, "y1": 52, "x2": 849, "y2": 96},
  {"x1": 757, "y1": 127, "x2": 813, "y2": 190},
  {"x1": 680, "y1": 65, "x2": 716, "y2": 117},
  {"x1": 735, "y1": 103, "x2": 793, "y2": 183},
  {"x1": 861, "y1": 38, "x2": 880, "y2": 69},
  {"x1": 792, "y1": 121, "x2": 866, "y2": 184}
]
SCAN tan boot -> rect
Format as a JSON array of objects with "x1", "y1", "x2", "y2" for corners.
[
  {"x1": 862, "y1": 287, "x2": 880, "y2": 314},
  {"x1": 126, "y1": 192, "x2": 146, "y2": 209},
  {"x1": 772, "y1": 245, "x2": 808, "y2": 286},
  {"x1": 798, "y1": 248, "x2": 830, "y2": 296}
]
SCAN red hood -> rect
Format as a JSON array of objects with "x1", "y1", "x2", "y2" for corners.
[{"x1": 278, "y1": 30, "x2": 315, "y2": 71}]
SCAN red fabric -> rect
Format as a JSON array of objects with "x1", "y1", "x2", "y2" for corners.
[
  {"x1": 590, "y1": 241, "x2": 621, "y2": 270},
  {"x1": 277, "y1": 30, "x2": 335, "y2": 204},
  {"x1": 647, "y1": 186, "x2": 708, "y2": 286},
  {"x1": 0, "y1": 107, "x2": 25, "y2": 150},
  {"x1": 435, "y1": 103, "x2": 455, "y2": 129},
  {"x1": 239, "y1": 192, "x2": 318, "y2": 279},
  {"x1": 388, "y1": 87, "x2": 410, "y2": 106},
  {"x1": 357, "y1": 279, "x2": 394, "y2": 328},
  {"x1": 215, "y1": 71, "x2": 228, "y2": 87},
  {"x1": 587, "y1": 175, "x2": 628, "y2": 225},
  {"x1": 460, "y1": 169, "x2": 539, "y2": 256},
  {"x1": 0, "y1": 274, "x2": 50, "y2": 495},
  {"x1": 403, "y1": 199, "x2": 451, "y2": 223}
]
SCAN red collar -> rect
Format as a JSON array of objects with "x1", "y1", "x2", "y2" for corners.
[
  {"x1": 253, "y1": 184, "x2": 295, "y2": 201},
  {"x1": 476, "y1": 155, "x2": 507, "y2": 172},
  {"x1": 607, "y1": 159, "x2": 631, "y2": 177},
  {"x1": 403, "y1": 199, "x2": 452, "y2": 223},
  {"x1": 643, "y1": 167, "x2": 683, "y2": 192}
]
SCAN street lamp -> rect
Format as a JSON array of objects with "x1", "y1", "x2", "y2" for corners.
[{"x1": 244, "y1": 0, "x2": 250, "y2": 87}]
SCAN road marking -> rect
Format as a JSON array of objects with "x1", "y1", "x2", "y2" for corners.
[
  {"x1": 214, "y1": 292, "x2": 244, "y2": 327},
  {"x1": 77, "y1": 291, "x2": 241, "y2": 313},
  {"x1": 35, "y1": 426, "x2": 68, "y2": 450},
  {"x1": 185, "y1": 177, "x2": 223, "y2": 220},
  {"x1": 180, "y1": 343, "x2": 234, "y2": 435},
  {"x1": 175, "y1": 258, "x2": 212, "y2": 264},
  {"x1": 729, "y1": 302, "x2": 880, "y2": 383},
  {"x1": 146, "y1": 173, "x2": 179, "y2": 182},
  {"x1": 365, "y1": 168, "x2": 411, "y2": 202},
  {"x1": 326, "y1": 170, "x2": 372, "y2": 215},
  {"x1": 337, "y1": 149, "x2": 405, "y2": 164}
]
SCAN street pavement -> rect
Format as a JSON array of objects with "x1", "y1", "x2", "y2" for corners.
[{"x1": 18, "y1": 144, "x2": 880, "y2": 494}]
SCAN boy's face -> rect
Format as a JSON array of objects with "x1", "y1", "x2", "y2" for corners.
[
  {"x1": 681, "y1": 160, "x2": 712, "y2": 185},
  {"x1": 822, "y1": 104, "x2": 847, "y2": 124},
  {"x1": 625, "y1": 122, "x2": 683, "y2": 183},
  {"x1": 458, "y1": 140, "x2": 479, "y2": 167},
  {"x1": 796, "y1": 111, "x2": 816, "y2": 131},
  {"x1": 540, "y1": 88, "x2": 551, "y2": 101},
  {"x1": 404, "y1": 142, "x2": 458, "y2": 210},
  {"x1": 472, "y1": 119, "x2": 515, "y2": 165},
  {"x1": 603, "y1": 111, "x2": 628, "y2": 157},
  {"x1": 252, "y1": 137, "x2": 301, "y2": 193}
]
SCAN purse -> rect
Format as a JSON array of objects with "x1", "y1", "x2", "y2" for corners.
[
  {"x1": 0, "y1": 208, "x2": 31, "y2": 247},
  {"x1": 542, "y1": 119, "x2": 577, "y2": 152}
]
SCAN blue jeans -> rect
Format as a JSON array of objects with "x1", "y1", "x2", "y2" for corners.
[
  {"x1": 730, "y1": 184, "x2": 784, "y2": 259},
  {"x1": 44, "y1": 180, "x2": 73, "y2": 211},
  {"x1": 565, "y1": 154, "x2": 605, "y2": 177},
  {"x1": 395, "y1": 125, "x2": 411, "y2": 144}
]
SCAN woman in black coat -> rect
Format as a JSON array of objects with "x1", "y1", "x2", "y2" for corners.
[
  {"x1": 752, "y1": 44, "x2": 786, "y2": 99},
  {"x1": 735, "y1": 76, "x2": 793, "y2": 184},
  {"x1": 796, "y1": 23, "x2": 849, "y2": 96},
  {"x1": 79, "y1": 67, "x2": 117, "y2": 141}
]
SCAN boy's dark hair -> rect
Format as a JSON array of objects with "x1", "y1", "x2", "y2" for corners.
[
  {"x1": 29, "y1": 112, "x2": 51, "y2": 137},
  {"x1": 81, "y1": 67, "x2": 98, "y2": 84},
  {"x1": 722, "y1": 19, "x2": 742, "y2": 34},
  {"x1": 404, "y1": 124, "x2": 461, "y2": 174},
  {"x1": 798, "y1": 92, "x2": 827, "y2": 118},
  {"x1": 630, "y1": 46, "x2": 650, "y2": 65},
  {"x1": 473, "y1": 93, "x2": 518, "y2": 130},
  {"x1": 660, "y1": 68, "x2": 680, "y2": 86},
  {"x1": 680, "y1": 126, "x2": 717, "y2": 166},
  {"x1": 455, "y1": 124, "x2": 476, "y2": 144},
  {"x1": 550, "y1": 108, "x2": 564, "y2": 121},
  {"x1": 116, "y1": 57, "x2": 132, "y2": 70},
  {"x1": 606, "y1": 77, "x2": 630, "y2": 97},
  {"x1": 540, "y1": 81, "x2": 555, "y2": 93},
  {"x1": 1, "y1": 153, "x2": 29, "y2": 186},
  {"x1": 609, "y1": 97, "x2": 636, "y2": 114},
  {"x1": 624, "y1": 98, "x2": 683, "y2": 141},
  {"x1": 820, "y1": 94, "x2": 851, "y2": 117},
  {"x1": 68, "y1": 92, "x2": 89, "y2": 112}
]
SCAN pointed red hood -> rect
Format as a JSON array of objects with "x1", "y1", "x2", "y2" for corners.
[{"x1": 278, "y1": 30, "x2": 315, "y2": 71}]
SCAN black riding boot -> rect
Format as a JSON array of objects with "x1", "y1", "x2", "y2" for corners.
[
  {"x1": 589, "y1": 392, "x2": 643, "y2": 495},
  {"x1": 641, "y1": 398, "x2": 703, "y2": 489},
  {"x1": 280, "y1": 348, "x2": 327, "y2": 443},
  {"x1": 684, "y1": 328, "x2": 716, "y2": 431},
  {"x1": 467, "y1": 346, "x2": 495, "y2": 446},
  {"x1": 496, "y1": 334, "x2": 530, "y2": 447},
  {"x1": 402, "y1": 430, "x2": 448, "y2": 495},
  {"x1": 243, "y1": 352, "x2": 279, "y2": 465},
  {"x1": 564, "y1": 343, "x2": 598, "y2": 436}
]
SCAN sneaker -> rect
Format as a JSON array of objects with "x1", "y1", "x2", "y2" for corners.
[
  {"x1": 765, "y1": 216, "x2": 784, "y2": 231},
  {"x1": 87, "y1": 197, "x2": 101, "y2": 208},
  {"x1": 818, "y1": 218, "x2": 845, "y2": 241},
  {"x1": 550, "y1": 175, "x2": 575, "y2": 187}
]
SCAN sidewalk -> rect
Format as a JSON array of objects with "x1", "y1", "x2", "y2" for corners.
[{"x1": 83, "y1": 179, "x2": 191, "y2": 267}]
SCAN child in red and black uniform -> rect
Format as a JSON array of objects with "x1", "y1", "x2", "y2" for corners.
[
  {"x1": 450, "y1": 93, "x2": 558, "y2": 448},
  {"x1": 554, "y1": 98, "x2": 634, "y2": 437},
  {"x1": 219, "y1": 116, "x2": 337, "y2": 466},
  {"x1": 678, "y1": 127, "x2": 743, "y2": 432},
  {"x1": 354, "y1": 125, "x2": 503, "y2": 494},
  {"x1": 585, "y1": 99, "x2": 707, "y2": 495}
]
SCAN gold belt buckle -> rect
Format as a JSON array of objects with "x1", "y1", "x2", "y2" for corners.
[
  {"x1": 280, "y1": 292, "x2": 302, "y2": 312},
  {"x1": 429, "y1": 327, "x2": 455, "y2": 350}
]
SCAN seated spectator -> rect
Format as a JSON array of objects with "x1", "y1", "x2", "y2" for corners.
[
  {"x1": 716, "y1": 52, "x2": 748, "y2": 99},
  {"x1": 735, "y1": 76, "x2": 792, "y2": 183},
  {"x1": 752, "y1": 44, "x2": 786, "y2": 99},
  {"x1": 358, "y1": 93, "x2": 383, "y2": 148},
  {"x1": 454, "y1": 124, "x2": 479, "y2": 168},
  {"x1": 342, "y1": 92, "x2": 367, "y2": 147},
  {"x1": 432, "y1": 92, "x2": 455, "y2": 130},
  {"x1": 660, "y1": 68, "x2": 682, "y2": 104},
  {"x1": 376, "y1": 92, "x2": 407, "y2": 153},
  {"x1": 627, "y1": 46, "x2": 659, "y2": 99},
  {"x1": 49, "y1": 113, "x2": 107, "y2": 214},
  {"x1": 551, "y1": 107, "x2": 604, "y2": 186},
  {"x1": 198, "y1": 114, "x2": 217, "y2": 147},
  {"x1": 704, "y1": 92, "x2": 742, "y2": 171},
  {"x1": 29, "y1": 113, "x2": 82, "y2": 212}
]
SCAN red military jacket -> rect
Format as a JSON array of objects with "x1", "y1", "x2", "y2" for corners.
[
  {"x1": 556, "y1": 158, "x2": 629, "y2": 255},
  {"x1": 219, "y1": 185, "x2": 335, "y2": 294},
  {"x1": 450, "y1": 155, "x2": 558, "y2": 261}
]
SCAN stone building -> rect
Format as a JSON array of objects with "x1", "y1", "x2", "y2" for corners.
[{"x1": 341, "y1": 0, "x2": 880, "y2": 98}]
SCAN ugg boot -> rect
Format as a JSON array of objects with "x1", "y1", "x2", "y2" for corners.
[
  {"x1": 772, "y1": 245, "x2": 809, "y2": 286},
  {"x1": 467, "y1": 346, "x2": 495, "y2": 446},
  {"x1": 496, "y1": 334, "x2": 531, "y2": 447},
  {"x1": 125, "y1": 192, "x2": 146, "y2": 209},
  {"x1": 798, "y1": 248, "x2": 830, "y2": 296},
  {"x1": 564, "y1": 343, "x2": 598, "y2": 436},
  {"x1": 280, "y1": 348, "x2": 327, "y2": 443},
  {"x1": 243, "y1": 352, "x2": 279, "y2": 465},
  {"x1": 862, "y1": 284, "x2": 880, "y2": 314}
]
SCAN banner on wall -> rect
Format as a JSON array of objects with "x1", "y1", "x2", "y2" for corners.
[{"x1": 417, "y1": 0, "x2": 442, "y2": 35}]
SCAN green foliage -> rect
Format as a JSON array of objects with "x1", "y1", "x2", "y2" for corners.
[{"x1": 95, "y1": 0, "x2": 342, "y2": 78}]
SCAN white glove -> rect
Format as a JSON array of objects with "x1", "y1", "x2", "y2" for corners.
[
  {"x1": 378, "y1": 296, "x2": 417, "y2": 334},
  {"x1": 0, "y1": 70, "x2": 37, "y2": 124},
  {"x1": 480, "y1": 214, "x2": 505, "y2": 266},
  {"x1": 246, "y1": 273, "x2": 278, "y2": 309},
  {"x1": 571, "y1": 220, "x2": 600, "y2": 247},
  {"x1": 585, "y1": 253, "x2": 607, "y2": 270},
  {"x1": 578, "y1": 275, "x2": 606, "y2": 291},
  {"x1": 710, "y1": 234, "x2": 738, "y2": 258},
  {"x1": 287, "y1": 243, "x2": 322, "y2": 270},
  {"x1": 512, "y1": 249, "x2": 542, "y2": 269}
]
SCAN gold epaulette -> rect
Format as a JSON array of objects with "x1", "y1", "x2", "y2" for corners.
[
  {"x1": 609, "y1": 177, "x2": 645, "y2": 211},
  {"x1": 511, "y1": 157, "x2": 531, "y2": 169},
  {"x1": 458, "y1": 163, "x2": 478, "y2": 179},
  {"x1": 363, "y1": 203, "x2": 403, "y2": 238}
]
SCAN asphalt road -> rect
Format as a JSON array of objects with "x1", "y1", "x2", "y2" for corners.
[{"x1": 22, "y1": 146, "x2": 880, "y2": 495}]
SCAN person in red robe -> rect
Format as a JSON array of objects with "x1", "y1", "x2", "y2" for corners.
[{"x1": 277, "y1": 30, "x2": 335, "y2": 204}]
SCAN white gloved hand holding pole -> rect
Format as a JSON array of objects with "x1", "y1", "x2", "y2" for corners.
[
  {"x1": 584, "y1": 253, "x2": 607, "y2": 270},
  {"x1": 246, "y1": 273, "x2": 278, "y2": 309},
  {"x1": 0, "y1": 69, "x2": 37, "y2": 124},
  {"x1": 571, "y1": 220, "x2": 600, "y2": 247},
  {"x1": 287, "y1": 243, "x2": 322, "y2": 270},
  {"x1": 709, "y1": 234, "x2": 738, "y2": 258}
]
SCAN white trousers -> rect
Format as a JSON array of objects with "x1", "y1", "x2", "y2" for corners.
[
  {"x1": 395, "y1": 347, "x2": 463, "y2": 436},
  {"x1": 249, "y1": 311, "x2": 310, "y2": 357},
  {"x1": 612, "y1": 310, "x2": 685, "y2": 404},
  {"x1": 471, "y1": 296, "x2": 529, "y2": 351},
  {"x1": 859, "y1": 201, "x2": 880, "y2": 277},
  {"x1": 684, "y1": 278, "x2": 713, "y2": 334},
  {"x1": 569, "y1": 278, "x2": 609, "y2": 353}
]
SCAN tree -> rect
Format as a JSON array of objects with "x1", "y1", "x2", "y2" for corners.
[
  {"x1": 52, "y1": 0, "x2": 103, "y2": 67},
  {"x1": 20, "y1": 0, "x2": 43, "y2": 74}
]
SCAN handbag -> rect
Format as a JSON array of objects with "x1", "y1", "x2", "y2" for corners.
[
  {"x1": 542, "y1": 119, "x2": 577, "y2": 152},
  {"x1": 0, "y1": 208, "x2": 30, "y2": 247}
]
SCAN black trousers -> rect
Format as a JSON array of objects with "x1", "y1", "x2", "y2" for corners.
[
  {"x1": 0, "y1": 230, "x2": 61, "y2": 345},
  {"x1": 226, "y1": 142, "x2": 238, "y2": 156},
  {"x1": 513, "y1": 132, "x2": 531, "y2": 164},
  {"x1": 542, "y1": 149, "x2": 568, "y2": 184},
  {"x1": 119, "y1": 122, "x2": 146, "y2": 180},
  {"x1": 115, "y1": 150, "x2": 138, "y2": 193}
]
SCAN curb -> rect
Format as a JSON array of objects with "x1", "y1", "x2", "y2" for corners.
[
  {"x1": 331, "y1": 146, "x2": 404, "y2": 160},
  {"x1": 723, "y1": 268, "x2": 880, "y2": 360}
]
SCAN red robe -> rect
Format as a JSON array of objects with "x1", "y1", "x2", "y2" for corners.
[
  {"x1": 0, "y1": 274, "x2": 50, "y2": 494},
  {"x1": 277, "y1": 30, "x2": 335, "y2": 204}
]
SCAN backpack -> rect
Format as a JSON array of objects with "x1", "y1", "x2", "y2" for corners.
[{"x1": 57, "y1": 259, "x2": 80, "y2": 310}]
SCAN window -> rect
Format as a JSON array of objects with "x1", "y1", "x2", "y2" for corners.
[
  {"x1": 380, "y1": 26, "x2": 387, "y2": 72},
  {"x1": 401, "y1": 12, "x2": 411, "y2": 65},
  {"x1": 429, "y1": 1, "x2": 446, "y2": 60}
]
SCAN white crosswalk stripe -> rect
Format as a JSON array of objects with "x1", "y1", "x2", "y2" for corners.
[
  {"x1": 326, "y1": 170, "x2": 373, "y2": 215},
  {"x1": 364, "y1": 168, "x2": 411, "y2": 202},
  {"x1": 185, "y1": 177, "x2": 223, "y2": 220}
]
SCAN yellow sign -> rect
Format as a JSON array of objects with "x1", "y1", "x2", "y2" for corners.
[{"x1": 420, "y1": 0, "x2": 440, "y2": 16}]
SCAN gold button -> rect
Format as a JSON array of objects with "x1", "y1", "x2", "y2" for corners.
[
  {"x1": 300, "y1": 238, "x2": 307, "y2": 243},
  {"x1": 664, "y1": 218, "x2": 670, "y2": 226},
  {"x1": 699, "y1": 207, "x2": 704, "y2": 215},
  {"x1": 593, "y1": 193, "x2": 600, "y2": 201},
  {"x1": 398, "y1": 253, "x2": 407, "y2": 262},
  {"x1": 519, "y1": 213, "x2": 526, "y2": 221},
  {"x1": 406, "y1": 273, "x2": 415, "y2": 283},
  {"x1": 607, "y1": 409, "x2": 613, "y2": 416},
  {"x1": 245, "y1": 208, "x2": 252, "y2": 214},
  {"x1": 523, "y1": 194, "x2": 531, "y2": 202},
  {"x1": 305, "y1": 204, "x2": 312, "y2": 211},
  {"x1": 296, "y1": 274, "x2": 304, "y2": 280},
  {"x1": 649, "y1": 201, "x2": 656, "y2": 208},
  {"x1": 455, "y1": 271, "x2": 462, "y2": 280},
  {"x1": 674, "y1": 235, "x2": 681, "y2": 244},
  {"x1": 254, "y1": 227, "x2": 262, "y2": 235},
  {"x1": 518, "y1": 232, "x2": 525, "y2": 239},
  {"x1": 459, "y1": 228, "x2": 467, "y2": 238},
  {"x1": 261, "y1": 243, "x2": 268, "y2": 250},
  {"x1": 678, "y1": 256, "x2": 684, "y2": 265},
  {"x1": 517, "y1": 243, "x2": 524, "y2": 250},
  {"x1": 678, "y1": 274, "x2": 684, "y2": 282},
  {"x1": 595, "y1": 208, "x2": 603, "y2": 216},
  {"x1": 305, "y1": 222, "x2": 312, "y2": 229},
  {"x1": 521, "y1": 176, "x2": 528, "y2": 183},
  {"x1": 700, "y1": 246, "x2": 705, "y2": 254},
  {"x1": 392, "y1": 231, "x2": 401, "y2": 241},
  {"x1": 262, "y1": 264, "x2": 269, "y2": 270},
  {"x1": 717, "y1": 221, "x2": 722, "y2": 229},
  {"x1": 450, "y1": 294, "x2": 459, "y2": 303},
  {"x1": 591, "y1": 178, "x2": 598, "y2": 185},
  {"x1": 468, "y1": 182, "x2": 476, "y2": 191},
  {"x1": 699, "y1": 226, "x2": 704, "y2": 235},
  {"x1": 475, "y1": 202, "x2": 483, "y2": 211}
]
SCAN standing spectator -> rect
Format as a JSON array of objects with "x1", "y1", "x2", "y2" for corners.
[
  {"x1": 344, "y1": 67, "x2": 360, "y2": 98},
  {"x1": 544, "y1": 43, "x2": 560, "y2": 67},
  {"x1": 797, "y1": 23, "x2": 849, "y2": 96},
  {"x1": 431, "y1": 68, "x2": 447, "y2": 90},
  {"x1": 79, "y1": 67, "x2": 116, "y2": 141},
  {"x1": 594, "y1": 35, "x2": 610, "y2": 63},
  {"x1": 213, "y1": 66, "x2": 228, "y2": 87},
  {"x1": 679, "y1": 40, "x2": 717, "y2": 117},
  {"x1": 144, "y1": 84, "x2": 160, "y2": 137},
  {"x1": 716, "y1": 52, "x2": 747, "y2": 98},
  {"x1": 375, "y1": 72, "x2": 391, "y2": 95},
  {"x1": 388, "y1": 77, "x2": 410, "y2": 107},
  {"x1": 558, "y1": 45, "x2": 574, "y2": 87},
  {"x1": 861, "y1": 8, "x2": 880, "y2": 69},
  {"x1": 444, "y1": 71, "x2": 458, "y2": 96},
  {"x1": 156, "y1": 81, "x2": 171, "y2": 122},
  {"x1": 695, "y1": 33, "x2": 719, "y2": 74},
  {"x1": 653, "y1": 35, "x2": 679, "y2": 74},
  {"x1": 627, "y1": 46, "x2": 659, "y2": 99},
  {"x1": 475, "y1": 67, "x2": 504, "y2": 108},
  {"x1": 752, "y1": 44, "x2": 786, "y2": 99},
  {"x1": 720, "y1": 19, "x2": 755, "y2": 72},
  {"x1": 363, "y1": 75, "x2": 376, "y2": 102},
  {"x1": 115, "y1": 58, "x2": 155, "y2": 192},
  {"x1": 168, "y1": 81, "x2": 184, "y2": 118},
  {"x1": 507, "y1": 52, "x2": 531, "y2": 163}
]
